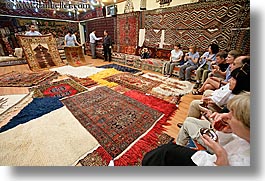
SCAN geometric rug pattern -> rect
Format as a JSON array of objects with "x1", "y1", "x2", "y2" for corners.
[
  {"x1": 64, "y1": 46, "x2": 86, "y2": 67},
  {"x1": 96, "y1": 63, "x2": 141, "y2": 74},
  {"x1": 142, "y1": 0, "x2": 250, "y2": 54},
  {"x1": 61, "y1": 86, "x2": 163, "y2": 158},
  {"x1": 33, "y1": 78, "x2": 87, "y2": 98},
  {"x1": 17, "y1": 34, "x2": 64, "y2": 71},
  {"x1": 0, "y1": 71, "x2": 59, "y2": 87},
  {"x1": 105, "y1": 73, "x2": 161, "y2": 93}
]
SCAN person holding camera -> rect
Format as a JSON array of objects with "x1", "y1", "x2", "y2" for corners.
[{"x1": 142, "y1": 92, "x2": 250, "y2": 166}]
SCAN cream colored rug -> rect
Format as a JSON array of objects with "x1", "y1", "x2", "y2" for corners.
[
  {"x1": 0, "y1": 106, "x2": 99, "y2": 166},
  {"x1": 142, "y1": 73, "x2": 194, "y2": 96},
  {"x1": 50, "y1": 65, "x2": 104, "y2": 78}
]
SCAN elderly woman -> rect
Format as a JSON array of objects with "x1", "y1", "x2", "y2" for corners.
[{"x1": 142, "y1": 91, "x2": 250, "y2": 166}]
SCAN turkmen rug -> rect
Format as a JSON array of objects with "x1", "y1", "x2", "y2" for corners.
[
  {"x1": 0, "y1": 71, "x2": 59, "y2": 87},
  {"x1": 33, "y1": 78, "x2": 87, "y2": 98},
  {"x1": 17, "y1": 34, "x2": 64, "y2": 71},
  {"x1": 61, "y1": 86, "x2": 164, "y2": 159},
  {"x1": 79, "y1": 89, "x2": 177, "y2": 166},
  {"x1": 96, "y1": 63, "x2": 141, "y2": 74},
  {"x1": 105, "y1": 73, "x2": 161, "y2": 93},
  {"x1": 64, "y1": 46, "x2": 86, "y2": 67}
]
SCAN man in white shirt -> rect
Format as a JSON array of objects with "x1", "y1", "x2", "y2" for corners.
[
  {"x1": 25, "y1": 24, "x2": 42, "y2": 36},
  {"x1": 89, "y1": 30, "x2": 102, "y2": 59}
]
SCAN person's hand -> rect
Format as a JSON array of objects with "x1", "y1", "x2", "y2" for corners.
[
  {"x1": 210, "y1": 112, "x2": 232, "y2": 133},
  {"x1": 200, "y1": 134, "x2": 229, "y2": 165}
]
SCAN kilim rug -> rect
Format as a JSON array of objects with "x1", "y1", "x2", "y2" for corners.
[
  {"x1": 0, "y1": 97, "x2": 63, "y2": 133},
  {"x1": 142, "y1": 73, "x2": 194, "y2": 96},
  {"x1": 0, "y1": 71, "x2": 59, "y2": 87},
  {"x1": 17, "y1": 34, "x2": 64, "y2": 71},
  {"x1": 61, "y1": 86, "x2": 164, "y2": 159},
  {"x1": 89, "y1": 68, "x2": 121, "y2": 88},
  {"x1": 105, "y1": 73, "x2": 161, "y2": 93},
  {"x1": 96, "y1": 63, "x2": 141, "y2": 74},
  {"x1": 33, "y1": 78, "x2": 87, "y2": 98},
  {"x1": 64, "y1": 46, "x2": 86, "y2": 67},
  {"x1": 0, "y1": 106, "x2": 99, "y2": 166},
  {"x1": 79, "y1": 89, "x2": 177, "y2": 166}
]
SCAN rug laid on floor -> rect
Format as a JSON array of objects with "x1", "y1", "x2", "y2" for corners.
[
  {"x1": 89, "y1": 68, "x2": 121, "y2": 88},
  {"x1": 0, "y1": 59, "x2": 27, "y2": 67},
  {"x1": 142, "y1": 73, "x2": 194, "y2": 96},
  {"x1": 0, "y1": 97, "x2": 63, "y2": 133},
  {"x1": 0, "y1": 106, "x2": 99, "y2": 166},
  {"x1": 50, "y1": 65, "x2": 104, "y2": 78},
  {"x1": 96, "y1": 63, "x2": 141, "y2": 74},
  {"x1": 61, "y1": 86, "x2": 163, "y2": 159},
  {"x1": 64, "y1": 46, "x2": 86, "y2": 66},
  {"x1": 67, "y1": 75, "x2": 97, "y2": 88},
  {"x1": 105, "y1": 73, "x2": 161, "y2": 93},
  {"x1": 33, "y1": 78, "x2": 87, "y2": 98},
  {"x1": 79, "y1": 89, "x2": 177, "y2": 166},
  {"x1": 0, "y1": 71, "x2": 59, "y2": 87},
  {"x1": 0, "y1": 94, "x2": 28, "y2": 115},
  {"x1": 17, "y1": 34, "x2": 64, "y2": 71}
]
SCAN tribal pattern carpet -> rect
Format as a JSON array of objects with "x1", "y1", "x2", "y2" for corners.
[
  {"x1": 96, "y1": 63, "x2": 141, "y2": 74},
  {"x1": 142, "y1": 73, "x2": 194, "y2": 96},
  {"x1": 116, "y1": 12, "x2": 140, "y2": 52},
  {"x1": 61, "y1": 86, "x2": 163, "y2": 158},
  {"x1": 142, "y1": 0, "x2": 250, "y2": 53},
  {"x1": 17, "y1": 34, "x2": 64, "y2": 71},
  {"x1": 33, "y1": 78, "x2": 87, "y2": 98},
  {"x1": 0, "y1": 71, "x2": 59, "y2": 87},
  {"x1": 67, "y1": 75, "x2": 97, "y2": 88},
  {"x1": 64, "y1": 46, "x2": 86, "y2": 67},
  {"x1": 105, "y1": 73, "x2": 161, "y2": 93},
  {"x1": 79, "y1": 89, "x2": 177, "y2": 166}
]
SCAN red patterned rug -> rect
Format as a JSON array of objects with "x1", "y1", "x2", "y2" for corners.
[
  {"x1": 61, "y1": 86, "x2": 164, "y2": 159},
  {"x1": 67, "y1": 75, "x2": 98, "y2": 88},
  {"x1": 17, "y1": 34, "x2": 64, "y2": 71},
  {"x1": 0, "y1": 71, "x2": 59, "y2": 87},
  {"x1": 64, "y1": 46, "x2": 86, "y2": 66},
  {"x1": 33, "y1": 78, "x2": 87, "y2": 98},
  {"x1": 79, "y1": 89, "x2": 177, "y2": 166},
  {"x1": 105, "y1": 73, "x2": 161, "y2": 93}
]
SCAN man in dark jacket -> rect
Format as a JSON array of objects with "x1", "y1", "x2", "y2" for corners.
[{"x1": 103, "y1": 30, "x2": 112, "y2": 62}]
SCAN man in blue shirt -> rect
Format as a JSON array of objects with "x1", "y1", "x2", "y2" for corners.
[{"x1": 89, "y1": 30, "x2": 102, "y2": 59}]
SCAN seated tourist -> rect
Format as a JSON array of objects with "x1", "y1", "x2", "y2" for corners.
[
  {"x1": 142, "y1": 92, "x2": 250, "y2": 166},
  {"x1": 194, "y1": 43, "x2": 219, "y2": 89},
  {"x1": 188, "y1": 63, "x2": 250, "y2": 119},
  {"x1": 162, "y1": 44, "x2": 184, "y2": 77},
  {"x1": 192, "y1": 51, "x2": 243, "y2": 95},
  {"x1": 179, "y1": 45, "x2": 200, "y2": 81}
]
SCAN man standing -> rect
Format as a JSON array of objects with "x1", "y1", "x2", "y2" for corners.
[
  {"x1": 89, "y1": 30, "x2": 102, "y2": 59},
  {"x1": 103, "y1": 30, "x2": 112, "y2": 62},
  {"x1": 25, "y1": 24, "x2": 42, "y2": 36}
]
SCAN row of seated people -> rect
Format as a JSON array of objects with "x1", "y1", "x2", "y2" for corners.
[{"x1": 142, "y1": 55, "x2": 250, "y2": 166}]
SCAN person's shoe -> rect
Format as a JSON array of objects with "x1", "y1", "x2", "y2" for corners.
[
  {"x1": 177, "y1": 123, "x2": 183, "y2": 128},
  {"x1": 194, "y1": 82, "x2": 200, "y2": 89}
]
